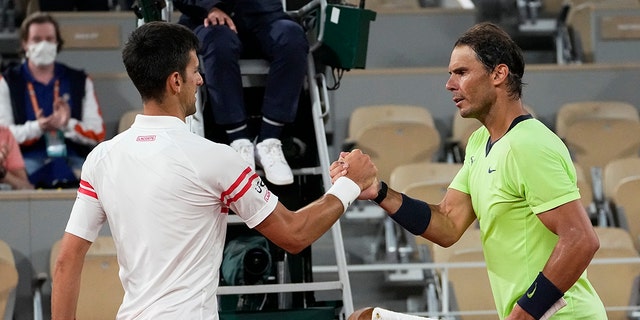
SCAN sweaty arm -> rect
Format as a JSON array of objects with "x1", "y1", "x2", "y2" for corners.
[
  {"x1": 62, "y1": 77, "x2": 105, "y2": 146},
  {"x1": 254, "y1": 149, "x2": 377, "y2": 254},
  {"x1": 376, "y1": 184, "x2": 476, "y2": 248},
  {"x1": 508, "y1": 199, "x2": 599, "y2": 319},
  {"x1": 328, "y1": 153, "x2": 476, "y2": 248},
  {"x1": 51, "y1": 232, "x2": 92, "y2": 320}
]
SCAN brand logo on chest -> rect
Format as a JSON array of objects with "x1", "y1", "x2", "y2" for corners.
[{"x1": 136, "y1": 135, "x2": 156, "y2": 142}]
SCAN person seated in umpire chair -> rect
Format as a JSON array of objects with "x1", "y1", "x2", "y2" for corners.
[{"x1": 173, "y1": 0, "x2": 309, "y2": 186}]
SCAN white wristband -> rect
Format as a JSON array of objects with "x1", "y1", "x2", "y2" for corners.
[
  {"x1": 540, "y1": 297, "x2": 567, "y2": 320},
  {"x1": 326, "y1": 176, "x2": 360, "y2": 213}
]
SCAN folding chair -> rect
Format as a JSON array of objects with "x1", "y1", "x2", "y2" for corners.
[
  {"x1": 390, "y1": 162, "x2": 463, "y2": 205},
  {"x1": 563, "y1": 118, "x2": 640, "y2": 226},
  {"x1": 383, "y1": 162, "x2": 462, "y2": 285},
  {"x1": 603, "y1": 157, "x2": 640, "y2": 201},
  {"x1": 344, "y1": 104, "x2": 441, "y2": 183},
  {"x1": 574, "y1": 162, "x2": 594, "y2": 211},
  {"x1": 612, "y1": 177, "x2": 640, "y2": 253},
  {"x1": 599, "y1": 157, "x2": 640, "y2": 226},
  {"x1": 565, "y1": 0, "x2": 640, "y2": 62},
  {"x1": 430, "y1": 228, "x2": 496, "y2": 319},
  {"x1": 588, "y1": 227, "x2": 640, "y2": 320},
  {"x1": 555, "y1": 101, "x2": 639, "y2": 139}
]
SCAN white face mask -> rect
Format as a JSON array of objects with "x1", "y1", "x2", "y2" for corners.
[{"x1": 26, "y1": 41, "x2": 57, "y2": 66}]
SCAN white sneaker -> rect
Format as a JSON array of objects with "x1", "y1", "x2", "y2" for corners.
[
  {"x1": 230, "y1": 138, "x2": 255, "y2": 170},
  {"x1": 255, "y1": 138, "x2": 294, "y2": 185}
]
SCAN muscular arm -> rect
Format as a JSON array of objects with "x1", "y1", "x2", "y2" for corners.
[
  {"x1": 508, "y1": 199, "x2": 599, "y2": 319},
  {"x1": 254, "y1": 196, "x2": 347, "y2": 254},
  {"x1": 377, "y1": 186, "x2": 476, "y2": 248},
  {"x1": 539, "y1": 200, "x2": 599, "y2": 291},
  {"x1": 256, "y1": 185, "x2": 475, "y2": 252},
  {"x1": 51, "y1": 232, "x2": 92, "y2": 320},
  {"x1": 329, "y1": 153, "x2": 476, "y2": 248}
]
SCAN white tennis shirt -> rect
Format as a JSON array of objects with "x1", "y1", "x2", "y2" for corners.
[{"x1": 65, "y1": 115, "x2": 278, "y2": 319}]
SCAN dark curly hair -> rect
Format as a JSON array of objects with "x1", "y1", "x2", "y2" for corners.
[{"x1": 454, "y1": 22, "x2": 525, "y2": 99}]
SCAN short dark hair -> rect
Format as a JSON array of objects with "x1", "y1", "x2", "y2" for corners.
[
  {"x1": 454, "y1": 22, "x2": 525, "y2": 99},
  {"x1": 20, "y1": 12, "x2": 64, "y2": 54},
  {"x1": 122, "y1": 21, "x2": 200, "y2": 102}
]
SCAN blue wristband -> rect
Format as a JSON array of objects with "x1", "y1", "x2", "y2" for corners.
[
  {"x1": 389, "y1": 194, "x2": 431, "y2": 235},
  {"x1": 517, "y1": 272, "x2": 564, "y2": 320}
]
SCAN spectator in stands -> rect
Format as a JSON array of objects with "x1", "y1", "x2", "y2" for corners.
[
  {"x1": 0, "y1": 12, "x2": 106, "y2": 188},
  {"x1": 0, "y1": 125, "x2": 33, "y2": 189},
  {"x1": 174, "y1": 0, "x2": 309, "y2": 185},
  {"x1": 333, "y1": 22, "x2": 606, "y2": 320},
  {"x1": 51, "y1": 21, "x2": 377, "y2": 319}
]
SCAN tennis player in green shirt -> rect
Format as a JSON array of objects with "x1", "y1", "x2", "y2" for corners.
[{"x1": 335, "y1": 22, "x2": 606, "y2": 320}]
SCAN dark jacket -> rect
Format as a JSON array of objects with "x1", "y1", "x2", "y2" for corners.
[
  {"x1": 2, "y1": 62, "x2": 89, "y2": 156},
  {"x1": 173, "y1": 0, "x2": 288, "y2": 31}
]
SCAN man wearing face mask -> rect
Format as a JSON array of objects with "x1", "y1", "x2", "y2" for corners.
[{"x1": 0, "y1": 12, "x2": 106, "y2": 188}]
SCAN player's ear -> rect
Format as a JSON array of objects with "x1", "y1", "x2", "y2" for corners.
[
  {"x1": 492, "y1": 64, "x2": 509, "y2": 84},
  {"x1": 167, "y1": 72, "x2": 181, "y2": 93}
]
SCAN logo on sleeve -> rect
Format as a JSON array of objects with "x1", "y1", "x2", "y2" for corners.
[{"x1": 488, "y1": 167, "x2": 497, "y2": 173}]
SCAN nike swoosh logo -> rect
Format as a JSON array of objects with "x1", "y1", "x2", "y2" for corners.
[
  {"x1": 488, "y1": 168, "x2": 497, "y2": 173},
  {"x1": 527, "y1": 282, "x2": 537, "y2": 298}
]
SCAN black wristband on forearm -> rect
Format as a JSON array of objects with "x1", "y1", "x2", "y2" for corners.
[
  {"x1": 389, "y1": 194, "x2": 431, "y2": 235},
  {"x1": 517, "y1": 272, "x2": 564, "y2": 320},
  {"x1": 372, "y1": 180, "x2": 388, "y2": 204},
  {"x1": 0, "y1": 166, "x2": 6, "y2": 180}
]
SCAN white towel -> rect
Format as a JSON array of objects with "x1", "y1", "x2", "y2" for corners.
[{"x1": 371, "y1": 307, "x2": 437, "y2": 320}]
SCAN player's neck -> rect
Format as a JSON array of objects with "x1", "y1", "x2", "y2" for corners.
[
  {"x1": 485, "y1": 100, "x2": 526, "y2": 142},
  {"x1": 143, "y1": 101, "x2": 186, "y2": 122}
]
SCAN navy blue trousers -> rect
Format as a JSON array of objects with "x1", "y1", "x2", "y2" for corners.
[{"x1": 194, "y1": 18, "x2": 309, "y2": 126}]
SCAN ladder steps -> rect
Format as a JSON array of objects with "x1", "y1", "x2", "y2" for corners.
[{"x1": 217, "y1": 281, "x2": 343, "y2": 295}]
